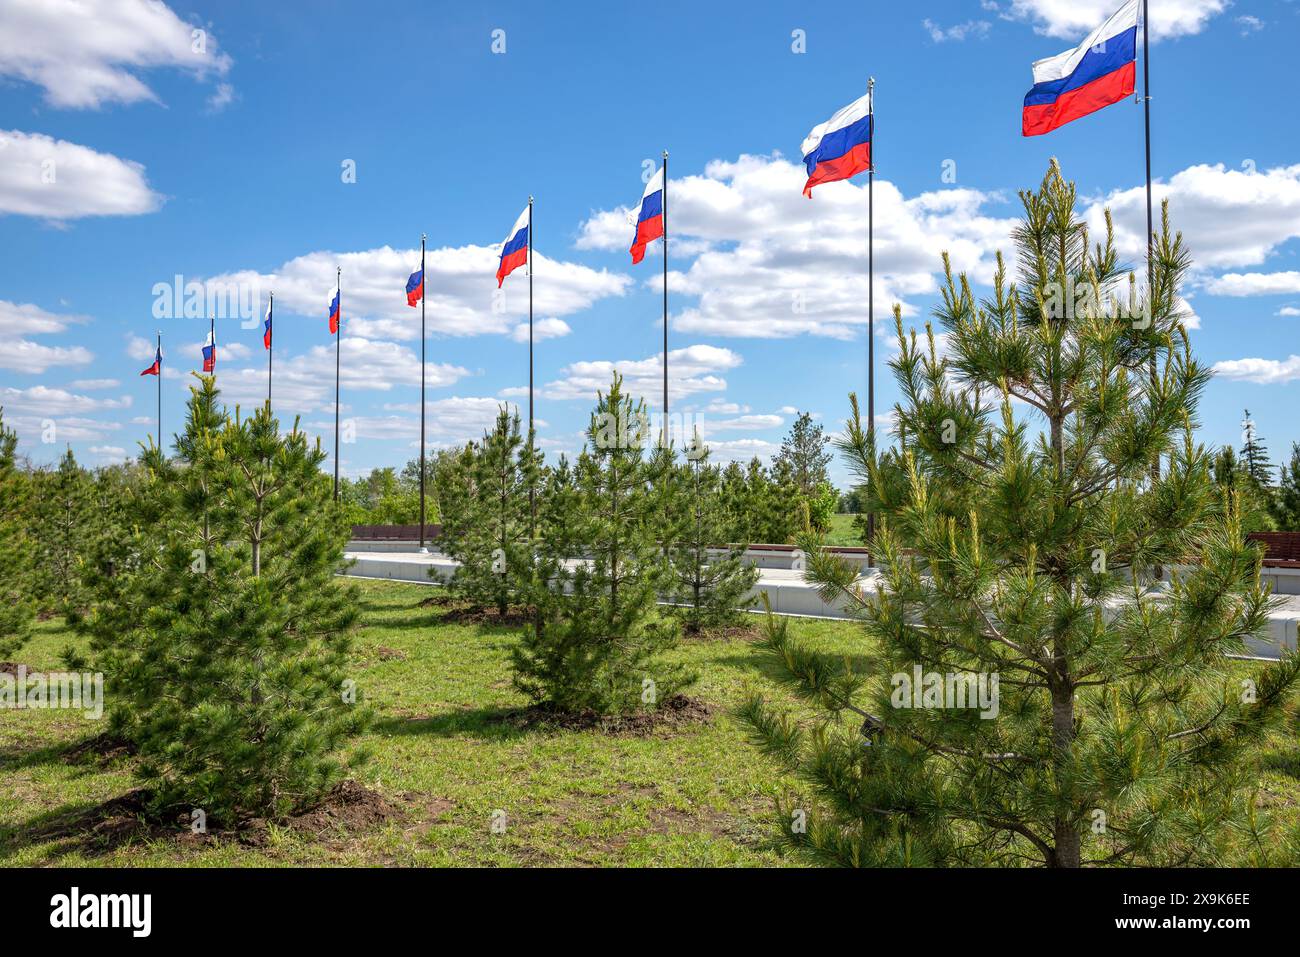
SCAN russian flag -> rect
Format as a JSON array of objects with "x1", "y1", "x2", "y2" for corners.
[
  {"x1": 406, "y1": 264, "x2": 424, "y2": 307},
  {"x1": 801, "y1": 93, "x2": 872, "y2": 198},
  {"x1": 201, "y1": 329, "x2": 216, "y2": 372},
  {"x1": 496, "y1": 207, "x2": 529, "y2": 287},
  {"x1": 1022, "y1": 0, "x2": 1138, "y2": 137},
  {"x1": 328, "y1": 287, "x2": 340, "y2": 335},
  {"x1": 139, "y1": 345, "x2": 161, "y2": 376},
  {"x1": 629, "y1": 166, "x2": 664, "y2": 265},
  {"x1": 262, "y1": 300, "x2": 273, "y2": 350}
]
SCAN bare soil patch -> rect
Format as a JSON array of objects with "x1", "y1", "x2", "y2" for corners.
[{"x1": 497, "y1": 694, "x2": 713, "y2": 737}]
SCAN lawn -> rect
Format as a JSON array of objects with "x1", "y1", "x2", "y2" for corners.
[
  {"x1": 824, "y1": 512, "x2": 866, "y2": 547},
  {"x1": 0, "y1": 579, "x2": 863, "y2": 867},
  {"x1": 3, "y1": 577, "x2": 1297, "y2": 867}
]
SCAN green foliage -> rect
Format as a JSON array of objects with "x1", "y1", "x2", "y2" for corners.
[
  {"x1": 1214, "y1": 446, "x2": 1276, "y2": 533},
  {"x1": 720, "y1": 457, "x2": 801, "y2": 545},
  {"x1": 513, "y1": 373, "x2": 693, "y2": 715},
  {"x1": 743, "y1": 162, "x2": 1300, "y2": 868},
  {"x1": 439, "y1": 407, "x2": 540, "y2": 615},
  {"x1": 29, "y1": 448, "x2": 92, "y2": 614},
  {"x1": 338, "y1": 466, "x2": 426, "y2": 526},
  {"x1": 77, "y1": 376, "x2": 368, "y2": 824},
  {"x1": 1272, "y1": 442, "x2": 1300, "y2": 531},
  {"x1": 1239, "y1": 410, "x2": 1274, "y2": 488},
  {"x1": 666, "y1": 438, "x2": 759, "y2": 635},
  {"x1": 0, "y1": 408, "x2": 35, "y2": 658},
  {"x1": 774, "y1": 411, "x2": 832, "y2": 496}
]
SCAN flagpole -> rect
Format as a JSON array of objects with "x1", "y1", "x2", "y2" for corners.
[
  {"x1": 334, "y1": 265, "x2": 341, "y2": 502},
  {"x1": 1142, "y1": 0, "x2": 1158, "y2": 483},
  {"x1": 528, "y1": 196, "x2": 536, "y2": 536},
  {"x1": 156, "y1": 330, "x2": 162, "y2": 453},
  {"x1": 419, "y1": 234, "x2": 428, "y2": 552},
  {"x1": 267, "y1": 292, "x2": 273, "y2": 408},
  {"x1": 209, "y1": 312, "x2": 215, "y2": 380},
  {"x1": 866, "y1": 77, "x2": 876, "y2": 557},
  {"x1": 662, "y1": 149, "x2": 669, "y2": 429}
]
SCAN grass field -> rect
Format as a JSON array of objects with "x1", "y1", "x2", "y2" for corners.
[
  {"x1": 824, "y1": 513, "x2": 866, "y2": 547},
  {"x1": 0, "y1": 579, "x2": 866, "y2": 867},
  {"x1": 3, "y1": 577, "x2": 1297, "y2": 867}
]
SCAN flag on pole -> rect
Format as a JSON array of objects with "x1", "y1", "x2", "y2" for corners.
[
  {"x1": 139, "y1": 345, "x2": 162, "y2": 376},
  {"x1": 201, "y1": 329, "x2": 216, "y2": 372},
  {"x1": 262, "y1": 299, "x2": 273, "y2": 349},
  {"x1": 800, "y1": 93, "x2": 872, "y2": 197},
  {"x1": 1022, "y1": 0, "x2": 1138, "y2": 136},
  {"x1": 328, "y1": 287, "x2": 341, "y2": 334},
  {"x1": 496, "y1": 207, "x2": 530, "y2": 287},
  {"x1": 406, "y1": 263, "x2": 424, "y2": 307},
  {"x1": 629, "y1": 166, "x2": 664, "y2": 264}
]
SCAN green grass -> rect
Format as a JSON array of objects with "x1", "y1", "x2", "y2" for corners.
[
  {"x1": 824, "y1": 512, "x2": 866, "y2": 547},
  {"x1": 3, "y1": 578, "x2": 1297, "y2": 867},
  {"x1": 0, "y1": 580, "x2": 864, "y2": 867}
]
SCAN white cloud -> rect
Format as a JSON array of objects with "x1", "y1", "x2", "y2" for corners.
[
  {"x1": 1203, "y1": 272, "x2": 1300, "y2": 297},
  {"x1": 1006, "y1": 0, "x2": 1227, "y2": 41},
  {"x1": 1212, "y1": 355, "x2": 1300, "y2": 384},
  {"x1": 922, "y1": 19, "x2": 992, "y2": 42},
  {"x1": 0, "y1": 129, "x2": 162, "y2": 220},
  {"x1": 0, "y1": 384, "x2": 131, "y2": 416},
  {"x1": 702, "y1": 413, "x2": 784, "y2": 432},
  {"x1": 544, "y1": 344, "x2": 743, "y2": 404},
  {"x1": 88, "y1": 445, "x2": 127, "y2": 462},
  {"x1": 1278, "y1": 306, "x2": 1300, "y2": 318},
  {"x1": 1083, "y1": 164, "x2": 1300, "y2": 274},
  {"x1": 579, "y1": 153, "x2": 1016, "y2": 340},
  {"x1": 0, "y1": 0, "x2": 232, "y2": 109},
  {"x1": 702, "y1": 437, "x2": 781, "y2": 464},
  {"x1": 1236, "y1": 15, "x2": 1264, "y2": 36},
  {"x1": 510, "y1": 317, "x2": 571, "y2": 343},
  {"x1": 0, "y1": 299, "x2": 95, "y2": 372},
  {"x1": 205, "y1": 243, "x2": 629, "y2": 341}
]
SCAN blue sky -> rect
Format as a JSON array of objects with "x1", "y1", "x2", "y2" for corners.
[{"x1": 2, "y1": 0, "x2": 1298, "y2": 486}]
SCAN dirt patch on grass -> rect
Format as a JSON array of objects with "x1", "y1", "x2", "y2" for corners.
[
  {"x1": 437, "y1": 605, "x2": 534, "y2": 628},
  {"x1": 0, "y1": 661, "x2": 37, "y2": 676},
  {"x1": 373, "y1": 645, "x2": 407, "y2": 661},
  {"x1": 498, "y1": 694, "x2": 713, "y2": 737},
  {"x1": 681, "y1": 622, "x2": 761, "y2": 642},
  {"x1": 62, "y1": 732, "x2": 135, "y2": 766},
  {"x1": 22, "y1": 780, "x2": 402, "y2": 856}
]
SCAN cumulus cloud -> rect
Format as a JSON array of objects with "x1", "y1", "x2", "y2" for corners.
[
  {"x1": 1003, "y1": 0, "x2": 1226, "y2": 40},
  {"x1": 543, "y1": 344, "x2": 743, "y2": 404},
  {"x1": 0, "y1": 384, "x2": 131, "y2": 416},
  {"x1": 1212, "y1": 355, "x2": 1300, "y2": 385},
  {"x1": 1082, "y1": 164, "x2": 1300, "y2": 275},
  {"x1": 0, "y1": 0, "x2": 232, "y2": 109},
  {"x1": 578, "y1": 153, "x2": 1017, "y2": 340},
  {"x1": 511, "y1": 317, "x2": 571, "y2": 343},
  {"x1": 0, "y1": 129, "x2": 162, "y2": 220},
  {"x1": 1204, "y1": 272, "x2": 1300, "y2": 297},
  {"x1": 204, "y1": 244, "x2": 629, "y2": 340},
  {"x1": 922, "y1": 19, "x2": 992, "y2": 42}
]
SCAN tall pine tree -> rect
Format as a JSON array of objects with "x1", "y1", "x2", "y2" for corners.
[
  {"x1": 0, "y1": 408, "x2": 35, "y2": 659},
  {"x1": 513, "y1": 373, "x2": 692, "y2": 715},
  {"x1": 1272, "y1": 442, "x2": 1300, "y2": 531},
  {"x1": 78, "y1": 378, "x2": 367, "y2": 823},
  {"x1": 743, "y1": 163, "x2": 1300, "y2": 868}
]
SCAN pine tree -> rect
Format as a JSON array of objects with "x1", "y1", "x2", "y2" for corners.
[
  {"x1": 1213, "y1": 446, "x2": 1276, "y2": 533},
  {"x1": 31, "y1": 448, "x2": 92, "y2": 614},
  {"x1": 442, "y1": 407, "x2": 538, "y2": 615},
  {"x1": 513, "y1": 373, "x2": 692, "y2": 715},
  {"x1": 1272, "y1": 442, "x2": 1300, "y2": 531},
  {"x1": 667, "y1": 435, "x2": 758, "y2": 635},
  {"x1": 742, "y1": 163, "x2": 1300, "y2": 868},
  {"x1": 774, "y1": 411, "x2": 833, "y2": 497},
  {"x1": 0, "y1": 408, "x2": 35, "y2": 659},
  {"x1": 78, "y1": 377, "x2": 367, "y2": 823},
  {"x1": 1239, "y1": 410, "x2": 1274, "y2": 488}
]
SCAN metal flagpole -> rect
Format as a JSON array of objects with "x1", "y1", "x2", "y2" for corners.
[
  {"x1": 209, "y1": 312, "x2": 215, "y2": 380},
  {"x1": 157, "y1": 330, "x2": 162, "y2": 452},
  {"x1": 662, "y1": 150, "x2": 669, "y2": 427},
  {"x1": 419, "y1": 235, "x2": 428, "y2": 552},
  {"x1": 528, "y1": 197, "x2": 536, "y2": 535},
  {"x1": 334, "y1": 265, "x2": 341, "y2": 502},
  {"x1": 1142, "y1": 0, "x2": 1158, "y2": 483},
  {"x1": 267, "y1": 293, "x2": 273, "y2": 408},
  {"x1": 866, "y1": 77, "x2": 876, "y2": 555}
]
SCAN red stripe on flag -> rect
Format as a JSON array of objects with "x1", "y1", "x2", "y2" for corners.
[
  {"x1": 1022, "y1": 61, "x2": 1135, "y2": 137},
  {"x1": 496, "y1": 247, "x2": 527, "y2": 287},
  {"x1": 630, "y1": 214, "x2": 664, "y2": 265}
]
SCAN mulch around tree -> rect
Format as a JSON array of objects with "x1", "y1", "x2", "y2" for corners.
[{"x1": 497, "y1": 694, "x2": 714, "y2": 737}]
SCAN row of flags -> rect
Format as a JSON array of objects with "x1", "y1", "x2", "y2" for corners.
[{"x1": 139, "y1": 0, "x2": 1147, "y2": 496}]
